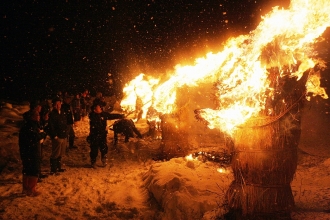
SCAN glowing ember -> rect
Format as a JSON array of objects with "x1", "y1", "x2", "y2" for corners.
[
  {"x1": 185, "y1": 154, "x2": 195, "y2": 161},
  {"x1": 217, "y1": 167, "x2": 226, "y2": 174},
  {"x1": 121, "y1": 0, "x2": 330, "y2": 135}
]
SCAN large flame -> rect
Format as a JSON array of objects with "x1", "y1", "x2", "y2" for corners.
[{"x1": 121, "y1": 0, "x2": 330, "y2": 135}]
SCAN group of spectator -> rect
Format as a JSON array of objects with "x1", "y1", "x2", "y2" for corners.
[
  {"x1": 18, "y1": 90, "x2": 143, "y2": 196},
  {"x1": 57, "y1": 89, "x2": 92, "y2": 123}
]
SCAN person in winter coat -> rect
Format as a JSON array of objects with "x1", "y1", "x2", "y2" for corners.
[
  {"x1": 88, "y1": 104, "x2": 124, "y2": 168},
  {"x1": 23, "y1": 99, "x2": 48, "y2": 181},
  {"x1": 39, "y1": 99, "x2": 51, "y2": 136},
  {"x1": 23, "y1": 100, "x2": 42, "y2": 122},
  {"x1": 113, "y1": 118, "x2": 143, "y2": 145},
  {"x1": 92, "y1": 92, "x2": 106, "y2": 110},
  {"x1": 19, "y1": 109, "x2": 47, "y2": 196},
  {"x1": 83, "y1": 89, "x2": 92, "y2": 113},
  {"x1": 62, "y1": 95, "x2": 77, "y2": 149},
  {"x1": 48, "y1": 97, "x2": 68, "y2": 175},
  {"x1": 72, "y1": 93, "x2": 81, "y2": 123},
  {"x1": 80, "y1": 91, "x2": 87, "y2": 119}
]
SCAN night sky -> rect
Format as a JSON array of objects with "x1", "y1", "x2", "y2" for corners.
[{"x1": 1, "y1": 0, "x2": 297, "y2": 102}]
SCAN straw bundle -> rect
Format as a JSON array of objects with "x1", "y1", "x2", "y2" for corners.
[
  {"x1": 160, "y1": 107, "x2": 190, "y2": 159},
  {"x1": 225, "y1": 71, "x2": 309, "y2": 219}
]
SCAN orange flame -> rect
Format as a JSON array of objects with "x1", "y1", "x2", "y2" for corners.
[
  {"x1": 121, "y1": 73, "x2": 159, "y2": 119},
  {"x1": 121, "y1": 0, "x2": 330, "y2": 135}
]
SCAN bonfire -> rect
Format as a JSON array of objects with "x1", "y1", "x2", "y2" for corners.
[{"x1": 119, "y1": 0, "x2": 330, "y2": 218}]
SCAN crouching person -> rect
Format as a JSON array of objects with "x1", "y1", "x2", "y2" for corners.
[
  {"x1": 113, "y1": 118, "x2": 143, "y2": 145},
  {"x1": 89, "y1": 104, "x2": 124, "y2": 168},
  {"x1": 19, "y1": 109, "x2": 46, "y2": 196}
]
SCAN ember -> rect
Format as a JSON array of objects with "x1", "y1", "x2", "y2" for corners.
[{"x1": 190, "y1": 151, "x2": 232, "y2": 166}]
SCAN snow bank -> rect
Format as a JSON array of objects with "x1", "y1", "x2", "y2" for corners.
[{"x1": 143, "y1": 157, "x2": 233, "y2": 219}]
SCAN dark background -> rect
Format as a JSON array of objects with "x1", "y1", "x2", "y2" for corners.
[{"x1": 1, "y1": 0, "x2": 295, "y2": 102}]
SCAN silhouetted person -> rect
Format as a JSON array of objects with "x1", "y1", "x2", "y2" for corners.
[
  {"x1": 62, "y1": 95, "x2": 77, "y2": 149},
  {"x1": 93, "y1": 92, "x2": 106, "y2": 110},
  {"x1": 113, "y1": 118, "x2": 143, "y2": 145},
  {"x1": 23, "y1": 100, "x2": 48, "y2": 181},
  {"x1": 48, "y1": 97, "x2": 68, "y2": 175},
  {"x1": 19, "y1": 109, "x2": 46, "y2": 196},
  {"x1": 80, "y1": 91, "x2": 88, "y2": 119},
  {"x1": 72, "y1": 93, "x2": 81, "y2": 123},
  {"x1": 88, "y1": 104, "x2": 124, "y2": 168},
  {"x1": 23, "y1": 100, "x2": 42, "y2": 122},
  {"x1": 38, "y1": 100, "x2": 51, "y2": 180}
]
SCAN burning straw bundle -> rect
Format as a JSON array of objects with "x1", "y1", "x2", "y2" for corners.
[{"x1": 225, "y1": 71, "x2": 309, "y2": 219}]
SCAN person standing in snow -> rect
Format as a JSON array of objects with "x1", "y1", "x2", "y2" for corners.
[
  {"x1": 80, "y1": 91, "x2": 87, "y2": 120},
  {"x1": 19, "y1": 109, "x2": 46, "y2": 196},
  {"x1": 48, "y1": 97, "x2": 68, "y2": 175},
  {"x1": 88, "y1": 103, "x2": 124, "y2": 168},
  {"x1": 39, "y1": 99, "x2": 51, "y2": 136},
  {"x1": 84, "y1": 89, "x2": 92, "y2": 114},
  {"x1": 62, "y1": 95, "x2": 77, "y2": 150},
  {"x1": 23, "y1": 100, "x2": 42, "y2": 122},
  {"x1": 38, "y1": 99, "x2": 51, "y2": 181},
  {"x1": 92, "y1": 92, "x2": 106, "y2": 110},
  {"x1": 71, "y1": 93, "x2": 81, "y2": 124},
  {"x1": 23, "y1": 100, "x2": 48, "y2": 181}
]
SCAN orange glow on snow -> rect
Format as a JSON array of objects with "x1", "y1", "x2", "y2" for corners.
[{"x1": 121, "y1": 0, "x2": 330, "y2": 135}]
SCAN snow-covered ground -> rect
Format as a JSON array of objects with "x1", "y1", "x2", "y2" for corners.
[{"x1": 0, "y1": 100, "x2": 329, "y2": 220}]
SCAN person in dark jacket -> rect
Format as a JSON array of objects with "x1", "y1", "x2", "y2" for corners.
[
  {"x1": 23, "y1": 99, "x2": 48, "y2": 181},
  {"x1": 23, "y1": 100, "x2": 42, "y2": 122},
  {"x1": 83, "y1": 89, "x2": 92, "y2": 113},
  {"x1": 48, "y1": 97, "x2": 68, "y2": 175},
  {"x1": 62, "y1": 95, "x2": 77, "y2": 149},
  {"x1": 92, "y1": 92, "x2": 106, "y2": 110},
  {"x1": 89, "y1": 104, "x2": 124, "y2": 168},
  {"x1": 113, "y1": 118, "x2": 143, "y2": 145},
  {"x1": 72, "y1": 93, "x2": 81, "y2": 123},
  {"x1": 39, "y1": 99, "x2": 51, "y2": 135},
  {"x1": 80, "y1": 91, "x2": 87, "y2": 119},
  {"x1": 19, "y1": 109, "x2": 46, "y2": 196}
]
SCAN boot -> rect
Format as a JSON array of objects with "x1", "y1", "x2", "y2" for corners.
[
  {"x1": 101, "y1": 156, "x2": 108, "y2": 167},
  {"x1": 27, "y1": 176, "x2": 41, "y2": 197},
  {"x1": 57, "y1": 157, "x2": 66, "y2": 172},
  {"x1": 39, "y1": 173, "x2": 48, "y2": 179},
  {"x1": 38, "y1": 169, "x2": 48, "y2": 182},
  {"x1": 124, "y1": 135, "x2": 129, "y2": 143},
  {"x1": 22, "y1": 175, "x2": 29, "y2": 194},
  {"x1": 50, "y1": 158, "x2": 58, "y2": 175}
]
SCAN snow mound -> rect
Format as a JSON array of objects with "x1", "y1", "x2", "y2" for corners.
[{"x1": 143, "y1": 157, "x2": 233, "y2": 219}]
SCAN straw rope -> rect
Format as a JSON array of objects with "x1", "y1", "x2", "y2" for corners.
[
  {"x1": 237, "y1": 92, "x2": 306, "y2": 128},
  {"x1": 235, "y1": 148, "x2": 296, "y2": 153}
]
